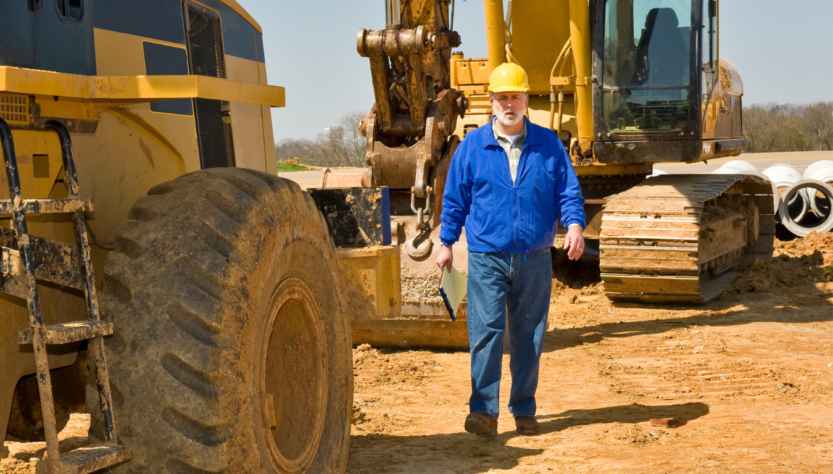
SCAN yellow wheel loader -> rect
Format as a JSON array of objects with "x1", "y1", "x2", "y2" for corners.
[
  {"x1": 340, "y1": 0, "x2": 775, "y2": 349},
  {"x1": 1, "y1": 1, "x2": 351, "y2": 473}
]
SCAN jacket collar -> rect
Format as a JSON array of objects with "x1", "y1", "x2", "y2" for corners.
[{"x1": 481, "y1": 116, "x2": 542, "y2": 149}]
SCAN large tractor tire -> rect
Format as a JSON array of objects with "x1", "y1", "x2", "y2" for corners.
[{"x1": 89, "y1": 168, "x2": 352, "y2": 473}]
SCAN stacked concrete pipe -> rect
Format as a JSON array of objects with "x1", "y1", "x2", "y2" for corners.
[
  {"x1": 779, "y1": 179, "x2": 833, "y2": 237},
  {"x1": 803, "y1": 160, "x2": 833, "y2": 218},
  {"x1": 762, "y1": 164, "x2": 810, "y2": 223},
  {"x1": 711, "y1": 160, "x2": 781, "y2": 215}
]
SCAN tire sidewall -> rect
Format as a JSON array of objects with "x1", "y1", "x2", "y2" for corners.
[{"x1": 247, "y1": 200, "x2": 352, "y2": 473}]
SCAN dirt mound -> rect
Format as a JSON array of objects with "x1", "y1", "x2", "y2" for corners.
[
  {"x1": 353, "y1": 344, "x2": 443, "y2": 388},
  {"x1": 729, "y1": 232, "x2": 833, "y2": 296}
]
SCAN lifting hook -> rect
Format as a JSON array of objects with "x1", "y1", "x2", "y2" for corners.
[{"x1": 404, "y1": 187, "x2": 433, "y2": 259}]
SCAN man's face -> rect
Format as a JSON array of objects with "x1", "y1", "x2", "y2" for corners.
[{"x1": 490, "y1": 92, "x2": 528, "y2": 127}]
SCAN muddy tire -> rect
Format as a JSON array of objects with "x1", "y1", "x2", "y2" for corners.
[{"x1": 88, "y1": 168, "x2": 352, "y2": 473}]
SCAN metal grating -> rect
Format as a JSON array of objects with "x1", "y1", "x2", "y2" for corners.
[
  {"x1": 0, "y1": 94, "x2": 29, "y2": 126},
  {"x1": 185, "y1": 2, "x2": 236, "y2": 169}
]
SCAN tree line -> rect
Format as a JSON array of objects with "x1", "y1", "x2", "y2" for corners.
[
  {"x1": 275, "y1": 111, "x2": 366, "y2": 168},
  {"x1": 743, "y1": 102, "x2": 833, "y2": 153},
  {"x1": 275, "y1": 102, "x2": 833, "y2": 167}
]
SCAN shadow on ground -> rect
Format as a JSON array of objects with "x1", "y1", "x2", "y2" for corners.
[{"x1": 349, "y1": 402, "x2": 708, "y2": 474}]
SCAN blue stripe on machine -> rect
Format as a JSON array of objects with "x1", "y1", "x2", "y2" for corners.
[
  {"x1": 93, "y1": 0, "x2": 186, "y2": 45},
  {"x1": 143, "y1": 42, "x2": 193, "y2": 116},
  {"x1": 197, "y1": 0, "x2": 259, "y2": 61}
]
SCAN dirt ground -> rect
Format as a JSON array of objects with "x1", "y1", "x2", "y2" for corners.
[
  {"x1": 3, "y1": 234, "x2": 832, "y2": 473},
  {"x1": 347, "y1": 233, "x2": 833, "y2": 474}
]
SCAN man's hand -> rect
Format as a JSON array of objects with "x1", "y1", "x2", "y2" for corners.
[
  {"x1": 436, "y1": 244, "x2": 453, "y2": 272},
  {"x1": 563, "y1": 225, "x2": 585, "y2": 261}
]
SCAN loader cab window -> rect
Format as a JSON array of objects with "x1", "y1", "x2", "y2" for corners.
[
  {"x1": 601, "y1": 0, "x2": 693, "y2": 133},
  {"x1": 56, "y1": 0, "x2": 84, "y2": 23}
]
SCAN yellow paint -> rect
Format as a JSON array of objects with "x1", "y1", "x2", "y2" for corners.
[
  {"x1": 0, "y1": 1, "x2": 283, "y2": 438},
  {"x1": 567, "y1": 0, "x2": 593, "y2": 151},
  {"x1": 0, "y1": 66, "x2": 285, "y2": 107},
  {"x1": 101, "y1": 107, "x2": 187, "y2": 175},
  {"x1": 509, "y1": 1, "x2": 571, "y2": 94},
  {"x1": 226, "y1": 55, "x2": 267, "y2": 172},
  {"x1": 483, "y1": 0, "x2": 507, "y2": 75},
  {"x1": 258, "y1": 62, "x2": 277, "y2": 175},
  {"x1": 35, "y1": 96, "x2": 101, "y2": 122},
  {"x1": 337, "y1": 246, "x2": 401, "y2": 319},
  {"x1": 94, "y1": 27, "x2": 200, "y2": 175}
]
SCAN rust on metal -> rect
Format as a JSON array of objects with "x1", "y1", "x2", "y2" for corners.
[
  {"x1": 0, "y1": 198, "x2": 94, "y2": 215},
  {"x1": 19, "y1": 320, "x2": 114, "y2": 345},
  {"x1": 48, "y1": 120, "x2": 120, "y2": 448},
  {"x1": 357, "y1": 0, "x2": 466, "y2": 199},
  {"x1": 37, "y1": 445, "x2": 131, "y2": 474},
  {"x1": 0, "y1": 227, "x2": 86, "y2": 292}
]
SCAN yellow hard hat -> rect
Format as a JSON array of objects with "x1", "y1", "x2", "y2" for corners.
[{"x1": 488, "y1": 62, "x2": 530, "y2": 93}]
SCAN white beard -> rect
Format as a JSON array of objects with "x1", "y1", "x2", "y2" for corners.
[{"x1": 495, "y1": 107, "x2": 525, "y2": 127}]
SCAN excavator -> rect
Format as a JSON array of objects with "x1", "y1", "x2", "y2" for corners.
[{"x1": 342, "y1": 0, "x2": 775, "y2": 348}]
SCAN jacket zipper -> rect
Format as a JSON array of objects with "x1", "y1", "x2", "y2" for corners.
[{"x1": 512, "y1": 143, "x2": 530, "y2": 250}]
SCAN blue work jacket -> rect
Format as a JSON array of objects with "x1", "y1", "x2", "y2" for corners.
[{"x1": 439, "y1": 117, "x2": 586, "y2": 253}]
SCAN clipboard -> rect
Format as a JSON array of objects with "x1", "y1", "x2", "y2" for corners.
[{"x1": 438, "y1": 266, "x2": 467, "y2": 321}]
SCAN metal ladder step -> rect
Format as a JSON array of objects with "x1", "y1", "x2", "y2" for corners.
[
  {"x1": 0, "y1": 118, "x2": 128, "y2": 471},
  {"x1": 40, "y1": 445, "x2": 131, "y2": 474},
  {"x1": 19, "y1": 320, "x2": 114, "y2": 345},
  {"x1": 0, "y1": 198, "x2": 94, "y2": 215}
]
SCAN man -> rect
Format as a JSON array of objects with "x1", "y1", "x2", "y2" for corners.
[{"x1": 436, "y1": 62, "x2": 586, "y2": 437}]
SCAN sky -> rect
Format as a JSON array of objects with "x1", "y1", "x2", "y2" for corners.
[{"x1": 239, "y1": 0, "x2": 833, "y2": 143}]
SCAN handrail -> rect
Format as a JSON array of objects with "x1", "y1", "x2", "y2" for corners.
[{"x1": 0, "y1": 67, "x2": 285, "y2": 107}]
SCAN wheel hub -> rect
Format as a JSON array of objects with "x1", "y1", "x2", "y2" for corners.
[{"x1": 258, "y1": 278, "x2": 329, "y2": 472}]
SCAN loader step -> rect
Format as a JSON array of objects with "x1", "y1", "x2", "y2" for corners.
[
  {"x1": 46, "y1": 445, "x2": 130, "y2": 474},
  {"x1": 0, "y1": 198, "x2": 94, "y2": 215},
  {"x1": 0, "y1": 118, "x2": 126, "y2": 469},
  {"x1": 19, "y1": 320, "x2": 113, "y2": 345}
]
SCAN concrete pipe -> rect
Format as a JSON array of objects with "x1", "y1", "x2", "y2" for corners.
[
  {"x1": 804, "y1": 161, "x2": 833, "y2": 218},
  {"x1": 648, "y1": 169, "x2": 668, "y2": 178},
  {"x1": 712, "y1": 160, "x2": 757, "y2": 174},
  {"x1": 802, "y1": 160, "x2": 833, "y2": 179},
  {"x1": 779, "y1": 179, "x2": 833, "y2": 237},
  {"x1": 713, "y1": 161, "x2": 780, "y2": 214},
  {"x1": 762, "y1": 164, "x2": 809, "y2": 223}
]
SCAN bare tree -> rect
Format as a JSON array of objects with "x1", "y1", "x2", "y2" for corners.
[
  {"x1": 340, "y1": 111, "x2": 367, "y2": 167},
  {"x1": 275, "y1": 110, "x2": 367, "y2": 168}
]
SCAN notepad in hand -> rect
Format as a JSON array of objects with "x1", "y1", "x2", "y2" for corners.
[{"x1": 439, "y1": 266, "x2": 467, "y2": 321}]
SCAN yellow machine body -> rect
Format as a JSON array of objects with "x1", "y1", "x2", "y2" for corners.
[{"x1": 0, "y1": 0, "x2": 283, "y2": 442}]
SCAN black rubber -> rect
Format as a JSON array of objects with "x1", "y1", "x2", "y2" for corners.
[{"x1": 88, "y1": 169, "x2": 352, "y2": 473}]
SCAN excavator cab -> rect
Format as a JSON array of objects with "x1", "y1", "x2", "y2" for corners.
[{"x1": 592, "y1": 0, "x2": 744, "y2": 164}]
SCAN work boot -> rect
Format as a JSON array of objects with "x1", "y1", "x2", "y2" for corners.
[
  {"x1": 464, "y1": 412, "x2": 498, "y2": 437},
  {"x1": 514, "y1": 416, "x2": 539, "y2": 435}
]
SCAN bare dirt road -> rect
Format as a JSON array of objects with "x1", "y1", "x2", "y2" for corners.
[
  {"x1": 3, "y1": 235, "x2": 831, "y2": 473},
  {"x1": 347, "y1": 234, "x2": 833, "y2": 474}
]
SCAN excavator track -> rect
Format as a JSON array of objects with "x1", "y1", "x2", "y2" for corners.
[{"x1": 600, "y1": 174, "x2": 776, "y2": 303}]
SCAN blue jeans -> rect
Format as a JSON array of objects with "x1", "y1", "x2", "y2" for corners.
[{"x1": 467, "y1": 249, "x2": 552, "y2": 420}]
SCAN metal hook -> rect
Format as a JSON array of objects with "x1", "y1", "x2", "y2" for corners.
[
  {"x1": 405, "y1": 189, "x2": 434, "y2": 259},
  {"x1": 404, "y1": 223, "x2": 433, "y2": 259}
]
